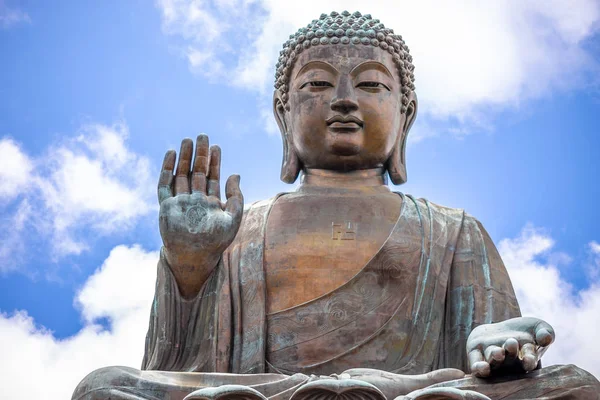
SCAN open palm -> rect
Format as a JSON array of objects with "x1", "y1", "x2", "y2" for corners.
[{"x1": 158, "y1": 135, "x2": 243, "y2": 298}]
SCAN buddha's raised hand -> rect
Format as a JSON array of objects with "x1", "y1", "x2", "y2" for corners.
[
  {"x1": 466, "y1": 317, "x2": 555, "y2": 378},
  {"x1": 158, "y1": 135, "x2": 243, "y2": 299}
]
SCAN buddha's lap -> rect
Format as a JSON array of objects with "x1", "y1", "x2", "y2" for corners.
[{"x1": 72, "y1": 364, "x2": 600, "y2": 400}]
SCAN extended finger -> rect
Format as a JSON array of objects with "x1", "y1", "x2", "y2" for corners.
[
  {"x1": 174, "y1": 138, "x2": 193, "y2": 195},
  {"x1": 520, "y1": 343, "x2": 539, "y2": 371},
  {"x1": 225, "y1": 175, "x2": 243, "y2": 219},
  {"x1": 534, "y1": 322, "x2": 555, "y2": 347},
  {"x1": 158, "y1": 150, "x2": 176, "y2": 203},
  {"x1": 483, "y1": 345, "x2": 505, "y2": 366},
  {"x1": 468, "y1": 349, "x2": 490, "y2": 377},
  {"x1": 207, "y1": 145, "x2": 221, "y2": 199},
  {"x1": 503, "y1": 337, "x2": 519, "y2": 359},
  {"x1": 191, "y1": 134, "x2": 209, "y2": 193}
]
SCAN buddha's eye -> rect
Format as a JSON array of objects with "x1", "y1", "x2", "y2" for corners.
[
  {"x1": 300, "y1": 81, "x2": 333, "y2": 89},
  {"x1": 357, "y1": 81, "x2": 390, "y2": 90}
]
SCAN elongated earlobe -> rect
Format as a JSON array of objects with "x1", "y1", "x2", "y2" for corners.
[
  {"x1": 273, "y1": 91, "x2": 301, "y2": 183},
  {"x1": 387, "y1": 143, "x2": 407, "y2": 185},
  {"x1": 280, "y1": 133, "x2": 301, "y2": 183},
  {"x1": 387, "y1": 94, "x2": 418, "y2": 185}
]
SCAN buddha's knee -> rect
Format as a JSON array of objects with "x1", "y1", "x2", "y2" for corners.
[
  {"x1": 501, "y1": 364, "x2": 600, "y2": 399},
  {"x1": 71, "y1": 366, "x2": 143, "y2": 400},
  {"x1": 550, "y1": 364, "x2": 600, "y2": 388}
]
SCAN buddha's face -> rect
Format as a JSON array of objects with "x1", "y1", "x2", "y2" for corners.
[{"x1": 281, "y1": 44, "x2": 409, "y2": 172}]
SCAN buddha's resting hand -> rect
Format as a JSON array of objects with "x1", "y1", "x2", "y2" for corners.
[
  {"x1": 466, "y1": 316, "x2": 554, "y2": 378},
  {"x1": 158, "y1": 135, "x2": 243, "y2": 298},
  {"x1": 340, "y1": 368, "x2": 466, "y2": 399},
  {"x1": 399, "y1": 387, "x2": 490, "y2": 400}
]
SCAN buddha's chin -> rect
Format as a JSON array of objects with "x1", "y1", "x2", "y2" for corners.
[{"x1": 327, "y1": 135, "x2": 362, "y2": 157}]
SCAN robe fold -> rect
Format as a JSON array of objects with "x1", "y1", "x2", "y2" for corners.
[
  {"x1": 142, "y1": 193, "x2": 520, "y2": 375},
  {"x1": 73, "y1": 194, "x2": 600, "y2": 399}
]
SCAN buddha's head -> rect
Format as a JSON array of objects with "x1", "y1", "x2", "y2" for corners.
[{"x1": 273, "y1": 11, "x2": 418, "y2": 185}]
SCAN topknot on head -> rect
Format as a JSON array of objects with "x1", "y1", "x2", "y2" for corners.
[{"x1": 274, "y1": 11, "x2": 416, "y2": 114}]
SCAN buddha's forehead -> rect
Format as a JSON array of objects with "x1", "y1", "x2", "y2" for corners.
[{"x1": 291, "y1": 44, "x2": 397, "y2": 80}]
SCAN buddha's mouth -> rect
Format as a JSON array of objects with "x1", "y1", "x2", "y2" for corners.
[{"x1": 326, "y1": 115, "x2": 363, "y2": 131}]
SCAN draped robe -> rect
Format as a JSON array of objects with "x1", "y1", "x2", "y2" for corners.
[{"x1": 72, "y1": 194, "x2": 600, "y2": 400}]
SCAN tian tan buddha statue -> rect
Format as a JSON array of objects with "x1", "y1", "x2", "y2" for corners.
[{"x1": 73, "y1": 11, "x2": 600, "y2": 400}]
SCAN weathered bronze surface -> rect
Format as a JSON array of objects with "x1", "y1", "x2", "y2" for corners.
[{"x1": 72, "y1": 11, "x2": 600, "y2": 400}]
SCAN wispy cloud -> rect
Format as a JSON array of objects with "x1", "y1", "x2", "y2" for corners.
[
  {"x1": 155, "y1": 0, "x2": 600, "y2": 136},
  {"x1": 588, "y1": 240, "x2": 600, "y2": 280},
  {"x1": 0, "y1": 138, "x2": 33, "y2": 201},
  {"x1": 0, "y1": 1, "x2": 31, "y2": 29},
  {"x1": 0, "y1": 199, "x2": 31, "y2": 269},
  {"x1": 0, "y1": 121, "x2": 155, "y2": 269}
]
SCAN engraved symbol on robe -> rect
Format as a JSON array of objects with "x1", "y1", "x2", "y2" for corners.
[{"x1": 332, "y1": 222, "x2": 356, "y2": 240}]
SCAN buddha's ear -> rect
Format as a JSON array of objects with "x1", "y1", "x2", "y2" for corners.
[
  {"x1": 387, "y1": 92, "x2": 418, "y2": 185},
  {"x1": 273, "y1": 90, "x2": 301, "y2": 184}
]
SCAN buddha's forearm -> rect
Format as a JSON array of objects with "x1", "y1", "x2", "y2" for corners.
[{"x1": 163, "y1": 247, "x2": 221, "y2": 299}]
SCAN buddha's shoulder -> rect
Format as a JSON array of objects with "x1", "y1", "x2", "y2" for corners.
[
  {"x1": 243, "y1": 196, "x2": 279, "y2": 211},
  {"x1": 400, "y1": 194, "x2": 464, "y2": 220},
  {"x1": 398, "y1": 195, "x2": 490, "y2": 246},
  {"x1": 400, "y1": 194, "x2": 489, "y2": 238},
  {"x1": 240, "y1": 194, "x2": 287, "y2": 222}
]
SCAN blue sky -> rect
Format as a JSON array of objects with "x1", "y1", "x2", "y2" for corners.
[{"x1": 1, "y1": 1, "x2": 600, "y2": 398}]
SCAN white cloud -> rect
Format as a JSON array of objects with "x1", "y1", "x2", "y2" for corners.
[
  {"x1": 38, "y1": 122, "x2": 154, "y2": 255},
  {"x1": 156, "y1": 0, "x2": 600, "y2": 134},
  {"x1": 588, "y1": 240, "x2": 600, "y2": 280},
  {"x1": 0, "y1": 137, "x2": 35, "y2": 271},
  {"x1": 0, "y1": 1, "x2": 31, "y2": 29},
  {"x1": 186, "y1": 46, "x2": 226, "y2": 78},
  {"x1": 0, "y1": 199, "x2": 31, "y2": 271},
  {"x1": 499, "y1": 225, "x2": 600, "y2": 378},
  {"x1": 0, "y1": 245, "x2": 158, "y2": 400},
  {"x1": 0, "y1": 121, "x2": 155, "y2": 263},
  {"x1": 158, "y1": 0, "x2": 227, "y2": 43},
  {"x1": 0, "y1": 138, "x2": 33, "y2": 201}
]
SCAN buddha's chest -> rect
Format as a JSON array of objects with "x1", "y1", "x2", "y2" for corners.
[{"x1": 264, "y1": 191, "x2": 401, "y2": 314}]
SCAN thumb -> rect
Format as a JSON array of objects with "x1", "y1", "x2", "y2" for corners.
[
  {"x1": 535, "y1": 321, "x2": 555, "y2": 347},
  {"x1": 424, "y1": 368, "x2": 465, "y2": 384},
  {"x1": 224, "y1": 174, "x2": 243, "y2": 221}
]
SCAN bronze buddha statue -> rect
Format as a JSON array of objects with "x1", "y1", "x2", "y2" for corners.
[{"x1": 72, "y1": 11, "x2": 600, "y2": 400}]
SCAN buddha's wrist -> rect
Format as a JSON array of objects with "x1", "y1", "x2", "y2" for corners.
[{"x1": 162, "y1": 247, "x2": 221, "y2": 298}]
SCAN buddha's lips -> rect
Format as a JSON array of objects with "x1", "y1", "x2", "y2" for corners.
[
  {"x1": 326, "y1": 115, "x2": 363, "y2": 128},
  {"x1": 328, "y1": 122, "x2": 362, "y2": 131}
]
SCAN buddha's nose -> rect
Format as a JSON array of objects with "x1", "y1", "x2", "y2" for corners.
[{"x1": 330, "y1": 78, "x2": 358, "y2": 114}]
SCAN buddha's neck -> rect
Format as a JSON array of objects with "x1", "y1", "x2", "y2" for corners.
[{"x1": 298, "y1": 168, "x2": 390, "y2": 193}]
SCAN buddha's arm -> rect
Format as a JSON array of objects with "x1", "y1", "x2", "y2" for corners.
[
  {"x1": 440, "y1": 214, "x2": 521, "y2": 372},
  {"x1": 141, "y1": 248, "x2": 232, "y2": 372},
  {"x1": 441, "y1": 215, "x2": 561, "y2": 378}
]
